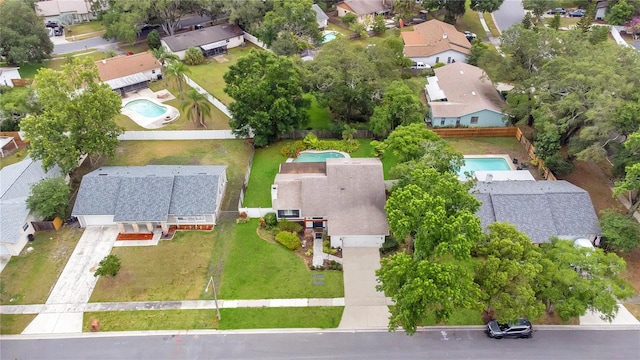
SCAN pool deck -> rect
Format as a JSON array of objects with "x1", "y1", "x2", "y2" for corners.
[{"x1": 121, "y1": 88, "x2": 179, "y2": 129}]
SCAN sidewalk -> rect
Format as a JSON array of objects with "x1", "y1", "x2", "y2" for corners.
[{"x1": 478, "y1": 11, "x2": 504, "y2": 55}]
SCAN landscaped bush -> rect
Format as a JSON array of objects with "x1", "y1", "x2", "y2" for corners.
[
  {"x1": 322, "y1": 240, "x2": 337, "y2": 255},
  {"x1": 342, "y1": 12, "x2": 357, "y2": 25},
  {"x1": 433, "y1": 62, "x2": 446, "y2": 68},
  {"x1": 184, "y1": 47, "x2": 205, "y2": 65},
  {"x1": 370, "y1": 140, "x2": 386, "y2": 158},
  {"x1": 380, "y1": 236, "x2": 399, "y2": 254},
  {"x1": 277, "y1": 219, "x2": 303, "y2": 233},
  {"x1": 544, "y1": 154, "x2": 575, "y2": 177},
  {"x1": 264, "y1": 212, "x2": 278, "y2": 229},
  {"x1": 275, "y1": 231, "x2": 301, "y2": 251},
  {"x1": 301, "y1": 133, "x2": 360, "y2": 153},
  {"x1": 281, "y1": 141, "x2": 307, "y2": 158},
  {"x1": 94, "y1": 255, "x2": 121, "y2": 277}
]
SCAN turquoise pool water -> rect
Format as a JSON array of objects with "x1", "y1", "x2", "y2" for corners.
[
  {"x1": 294, "y1": 151, "x2": 346, "y2": 162},
  {"x1": 322, "y1": 31, "x2": 337, "y2": 43},
  {"x1": 124, "y1": 99, "x2": 167, "y2": 118},
  {"x1": 458, "y1": 157, "x2": 511, "y2": 177}
]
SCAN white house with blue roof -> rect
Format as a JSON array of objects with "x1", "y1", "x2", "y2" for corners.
[
  {"x1": 0, "y1": 157, "x2": 62, "y2": 260},
  {"x1": 72, "y1": 165, "x2": 227, "y2": 233}
]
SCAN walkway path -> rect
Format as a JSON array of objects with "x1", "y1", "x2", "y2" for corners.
[{"x1": 21, "y1": 226, "x2": 118, "y2": 334}]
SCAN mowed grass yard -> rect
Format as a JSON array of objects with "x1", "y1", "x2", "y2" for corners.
[
  {"x1": 83, "y1": 307, "x2": 343, "y2": 332},
  {"x1": 0, "y1": 314, "x2": 37, "y2": 335},
  {"x1": 242, "y1": 139, "x2": 399, "y2": 208},
  {"x1": 185, "y1": 44, "x2": 263, "y2": 106},
  {"x1": 0, "y1": 228, "x2": 83, "y2": 305}
]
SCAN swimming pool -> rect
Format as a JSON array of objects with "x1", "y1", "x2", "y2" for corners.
[
  {"x1": 322, "y1": 30, "x2": 337, "y2": 43},
  {"x1": 293, "y1": 150, "x2": 349, "y2": 162},
  {"x1": 124, "y1": 99, "x2": 167, "y2": 118},
  {"x1": 458, "y1": 156, "x2": 513, "y2": 177}
]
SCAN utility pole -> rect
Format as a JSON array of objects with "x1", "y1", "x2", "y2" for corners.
[{"x1": 205, "y1": 276, "x2": 221, "y2": 321}]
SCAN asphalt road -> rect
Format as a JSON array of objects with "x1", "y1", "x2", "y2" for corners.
[
  {"x1": 53, "y1": 37, "x2": 117, "y2": 55},
  {"x1": 2, "y1": 329, "x2": 639, "y2": 360},
  {"x1": 493, "y1": 0, "x2": 526, "y2": 33}
]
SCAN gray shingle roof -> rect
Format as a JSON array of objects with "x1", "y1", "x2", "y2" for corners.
[
  {"x1": 1, "y1": 158, "x2": 62, "y2": 246},
  {"x1": 72, "y1": 165, "x2": 226, "y2": 222},
  {"x1": 471, "y1": 180, "x2": 601, "y2": 243},
  {"x1": 312, "y1": 4, "x2": 329, "y2": 22},
  {"x1": 161, "y1": 24, "x2": 244, "y2": 52}
]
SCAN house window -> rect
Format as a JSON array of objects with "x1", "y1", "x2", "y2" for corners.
[
  {"x1": 470, "y1": 116, "x2": 479, "y2": 124},
  {"x1": 435, "y1": 57, "x2": 439, "y2": 63},
  {"x1": 315, "y1": 232, "x2": 323, "y2": 239},
  {"x1": 447, "y1": 57, "x2": 452, "y2": 63},
  {"x1": 23, "y1": 223, "x2": 29, "y2": 231},
  {"x1": 456, "y1": 117, "x2": 461, "y2": 126},
  {"x1": 278, "y1": 210, "x2": 300, "y2": 218},
  {"x1": 440, "y1": 118, "x2": 445, "y2": 126},
  {"x1": 152, "y1": 70, "x2": 156, "y2": 74}
]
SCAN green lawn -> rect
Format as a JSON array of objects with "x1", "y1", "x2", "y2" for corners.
[
  {"x1": 304, "y1": 94, "x2": 332, "y2": 130},
  {"x1": 444, "y1": 137, "x2": 525, "y2": 154},
  {"x1": 352, "y1": 138, "x2": 399, "y2": 180},
  {"x1": 457, "y1": 1, "x2": 488, "y2": 41},
  {"x1": 220, "y1": 219, "x2": 344, "y2": 299},
  {"x1": 18, "y1": 52, "x2": 107, "y2": 79},
  {"x1": 89, "y1": 231, "x2": 217, "y2": 302},
  {"x1": 0, "y1": 228, "x2": 83, "y2": 305},
  {"x1": 107, "y1": 140, "x2": 252, "y2": 211},
  {"x1": 185, "y1": 44, "x2": 264, "y2": 106},
  {"x1": 327, "y1": 23, "x2": 356, "y2": 37},
  {"x1": 545, "y1": 17, "x2": 581, "y2": 28},
  {"x1": 0, "y1": 147, "x2": 28, "y2": 170},
  {"x1": 483, "y1": 12, "x2": 501, "y2": 37},
  {"x1": 83, "y1": 307, "x2": 343, "y2": 331},
  {"x1": 115, "y1": 79, "x2": 231, "y2": 131},
  {"x1": 243, "y1": 140, "x2": 293, "y2": 208},
  {"x1": 0, "y1": 314, "x2": 37, "y2": 334},
  {"x1": 67, "y1": 21, "x2": 104, "y2": 37}
]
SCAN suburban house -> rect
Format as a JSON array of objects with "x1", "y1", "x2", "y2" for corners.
[
  {"x1": 95, "y1": 52, "x2": 161, "y2": 96},
  {"x1": 401, "y1": 19, "x2": 471, "y2": 66},
  {"x1": 72, "y1": 165, "x2": 227, "y2": 233},
  {"x1": 472, "y1": 180, "x2": 601, "y2": 244},
  {"x1": 336, "y1": 0, "x2": 391, "y2": 23},
  {"x1": 595, "y1": 1, "x2": 608, "y2": 20},
  {"x1": 271, "y1": 158, "x2": 389, "y2": 248},
  {"x1": 161, "y1": 24, "x2": 245, "y2": 60},
  {"x1": 425, "y1": 62, "x2": 507, "y2": 127},
  {"x1": 35, "y1": 0, "x2": 104, "y2": 23},
  {"x1": 0, "y1": 67, "x2": 21, "y2": 87},
  {"x1": 312, "y1": 4, "x2": 329, "y2": 29},
  {"x1": 0, "y1": 157, "x2": 62, "y2": 259}
]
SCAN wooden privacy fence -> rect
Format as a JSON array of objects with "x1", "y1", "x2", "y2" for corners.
[
  {"x1": 514, "y1": 128, "x2": 557, "y2": 181},
  {"x1": 431, "y1": 127, "x2": 518, "y2": 138},
  {"x1": 31, "y1": 217, "x2": 63, "y2": 232}
]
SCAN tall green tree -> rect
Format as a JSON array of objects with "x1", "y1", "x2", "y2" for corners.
[
  {"x1": 20, "y1": 58, "x2": 123, "y2": 174},
  {"x1": 393, "y1": 0, "x2": 420, "y2": 18},
  {"x1": 384, "y1": 123, "x2": 441, "y2": 162},
  {"x1": 474, "y1": 223, "x2": 545, "y2": 322},
  {"x1": 0, "y1": 0, "x2": 54, "y2": 64},
  {"x1": 536, "y1": 238, "x2": 634, "y2": 321},
  {"x1": 471, "y1": 0, "x2": 505, "y2": 13},
  {"x1": 151, "y1": 47, "x2": 179, "y2": 85},
  {"x1": 0, "y1": 87, "x2": 41, "y2": 121},
  {"x1": 370, "y1": 81, "x2": 425, "y2": 136},
  {"x1": 26, "y1": 177, "x2": 71, "y2": 220},
  {"x1": 181, "y1": 88, "x2": 212, "y2": 128},
  {"x1": 390, "y1": 141, "x2": 465, "y2": 176},
  {"x1": 227, "y1": 0, "x2": 274, "y2": 33},
  {"x1": 257, "y1": 0, "x2": 322, "y2": 54},
  {"x1": 386, "y1": 167, "x2": 482, "y2": 260},
  {"x1": 147, "y1": 29, "x2": 161, "y2": 50},
  {"x1": 224, "y1": 51, "x2": 309, "y2": 146},
  {"x1": 607, "y1": 0, "x2": 635, "y2": 24},
  {"x1": 523, "y1": 0, "x2": 557, "y2": 22},
  {"x1": 165, "y1": 61, "x2": 190, "y2": 98},
  {"x1": 600, "y1": 210, "x2": 640, "y2": 253},
  {"x1": 376, "y1": 253, "x2": 479, "y2": 335}
]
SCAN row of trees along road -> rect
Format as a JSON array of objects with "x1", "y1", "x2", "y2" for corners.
[{"x1": 376, "y1": 124, "x2": 634, "y2": 335}]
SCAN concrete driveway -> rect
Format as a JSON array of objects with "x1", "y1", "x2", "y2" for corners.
[
  {"x1": 22, "y1": 226, "x2": 118, "y2": 334},
  {"x1": 338, "y1": 247, "x2": 392, "y2": 329}
]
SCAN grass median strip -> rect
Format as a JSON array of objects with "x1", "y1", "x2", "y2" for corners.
[
  {"x1": 83, "y1": 307, "x2": 343, "y2": 332},
  {"x1": 0, "y1": 314, "x2": 37, "y2": 335}
]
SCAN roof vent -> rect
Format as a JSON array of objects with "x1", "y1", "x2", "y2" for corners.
[
  {"x1": 471, "y1": 91, "x2": 477, "y2": 96},
  {"x1": 486, "y1": 173, "x2": 493, "y2": 183},
  {"x1": 443, "y1": 33, "x2": 447, "y2": 39},
  {"x1": 459, "y1": 70, "x2": 464, "y2": 75}
]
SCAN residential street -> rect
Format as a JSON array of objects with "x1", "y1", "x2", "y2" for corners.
[
  {"x1": 493, "y1": 0, "x2": 525, "y2": 32},
  {"x1": 2, "y1": 328, "x2": 639, "y2": 360},
  {"x1": 52, "y1": 36, "x2": 117, "y2": 55}
]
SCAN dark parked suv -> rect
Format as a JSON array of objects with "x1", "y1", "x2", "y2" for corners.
[{"x1": 486, "y1": 318, "x2": 533, "y2": 339}]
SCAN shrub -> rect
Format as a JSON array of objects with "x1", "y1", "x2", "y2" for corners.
[
  {"x1": 0, "y1": 118, "x2": 20, "y2": 131},
  {"x1": 277, "y1": 219, "x2": 303, "y2": 233},
  {"x1": 322, "y1": 239, "x2": 337, "y2": 255},
  {"x1": 342, "y1": 12, "x2": 357, "y2": 25},
  {"x1": 26, "y1": 176, "x2": 71, "y2": 220},
  {"x1": 433, "y1": 62, "x2": 446, "y2": 68},
  {"x1": 370, "y1": 140, "x2": 386, "y2": 158},
  {"x1": 281, "y1": 141, "x2": 306, "y2": 158},
  {"x1": 94, "y1": 255, "x2": 121, "y2": 277},
  {"x1": 276, "y1": 231, "x2": 301, "y2": 250},
  {"x1": 264, "y1": 213, "x2": 278, "y2": 229},
  {"x1": 380, "y1": 236, "x2": 399, "y2": 254},
  {"x1": 236, "y1": 217, "x2": 249, "y2": 224},
  {"x1": 184, "y1": 47, "x2": 205, "y2": 65},
  {"x1": 600, "y1": 209, "x2": 640, "y2": 253},
  {"x1": 147, "y1": 29, "x2": 161, "y2": 49},
  {"x1": 328, "y1": 260, "x2": 342, "y2": 271},
  {"x1": 305, "y1": 248, "x2": 313, "y2": 257},
  {"x1": 259, "y1": 217, "x2": 266, "y2": 228},
  {"x1": 544, "y1": 154, "x2": 575, "y2": 177}
]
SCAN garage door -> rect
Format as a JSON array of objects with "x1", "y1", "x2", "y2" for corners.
[{"x1": 79, "y1": 215, "x2": 115, "y2": 227}]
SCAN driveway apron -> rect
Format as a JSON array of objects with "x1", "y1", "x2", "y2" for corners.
[
  {"x1": 22, "y1": 226, "x2": 118, "y2": 334},
  {"x1": 338, "y1": 247, "x2": 391, "y2": 329}
]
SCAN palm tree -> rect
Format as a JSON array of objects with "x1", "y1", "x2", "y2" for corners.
[
  {"x1": 181, "y1": 88, "x2": 211, "y2": 128},
  {"x1": 151, "y1": 47, "x2": 179, "y2": 86},
  {"x1": 166, "y1": 61, "x2": 190, "y2": 99}
]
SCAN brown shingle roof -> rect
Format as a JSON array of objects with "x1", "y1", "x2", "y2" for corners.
[
  {"x1": 428, "y1": 62, "x2": 506, "y2": 118},
  {"x1": 95, "y1": 52, "x2": 159, "y2": 82},
  {"x1": 402, "y1": 19, "x2": 471, "y2": 58},
  {"x1": 273, "y1": 158, "x2": 389, "y2": 236}
]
